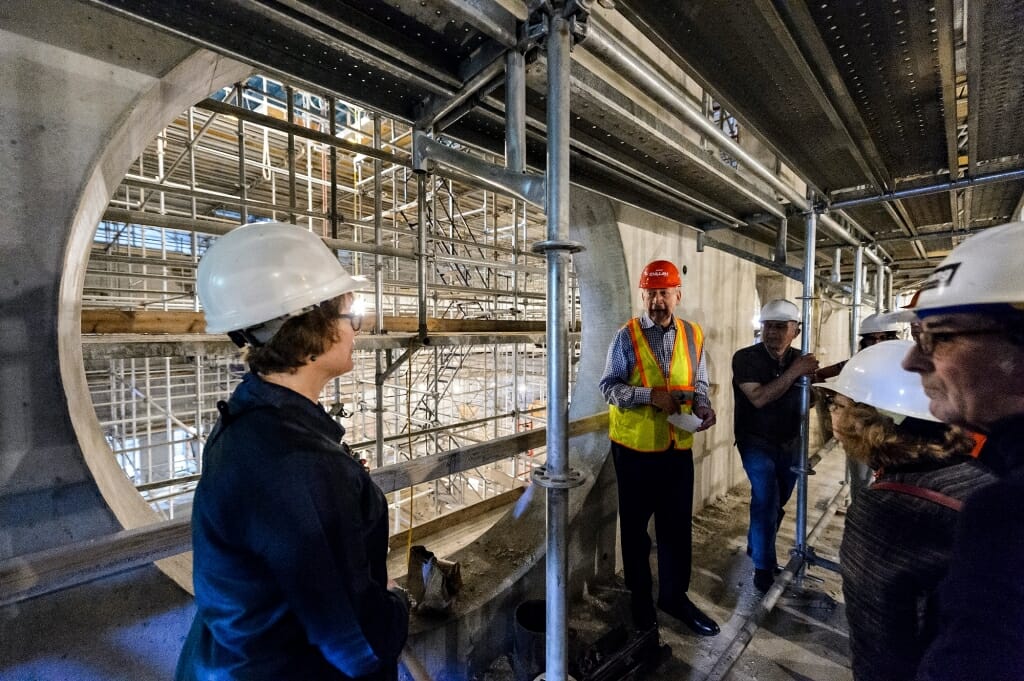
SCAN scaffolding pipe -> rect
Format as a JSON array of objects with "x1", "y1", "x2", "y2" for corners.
[
  {"x1": 875, "y1": 263, "x2": 884, "y2": 313},
  {"x1": 584, "y1": 25, "x2": 884, "y2": 266},
  {"x1": 375, "y1": 115, "x2": 386, "y2": 469},
  {"x1": 507, "y1": 44, "x2": 527, "y2": 465},
  {"x1": 774, "y1": 216, "x2": 788, "y2": 264},
  {"x1": 829, "y1": 166, "x2": 1024, "y2": 209},
  {"x1": 329, "y1": 97, "x2": 339, "y2": 238},
  {"x1": 235, "y1": 82, "x2": 248, "y2": 225},
  {"x1": 506, "y1": 49, "x2": 526, "y2": 176},
  {"x1": 794, "y1": 201, "x2": 817, "y2": 557},
  {"x1": 417, "y1": 172, "x2": 429, "y2": 335},
  {"x1": 886, "y1": 269, "x2": 893, "y2": 312},
  {"x1": 286, "y1": 86, "x2": 297, "y2": 224},
  {"x1": 543, "y1": 12, "x2": 573, "y2": 681},
  {"x1": 851, "y1": 246, "x2": 863, "y2": 354},
  {"x1": 420, "y1": 55, "x2": 506, "y2": 129}
]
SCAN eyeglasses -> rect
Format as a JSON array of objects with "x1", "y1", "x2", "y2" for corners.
[
  {"x1": 913, "y1": 327, "x2": 1006, "y2": 356},
  {"x1": 338, "y1": 313, "x2": 363, "y2": 332}
]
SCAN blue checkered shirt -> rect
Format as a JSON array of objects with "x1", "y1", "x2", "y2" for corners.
[{"x1": 599, "y1": 314, "x2": 711, "y2": 410}]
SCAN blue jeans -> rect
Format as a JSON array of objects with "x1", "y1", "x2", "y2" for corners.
[{"x1": 737, "y1": 436, "x2": 800, "y2": 571}]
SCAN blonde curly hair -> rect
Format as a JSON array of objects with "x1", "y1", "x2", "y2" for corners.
[{"x1": 831, "y1": 399, "x2": 974, "y2": 469}]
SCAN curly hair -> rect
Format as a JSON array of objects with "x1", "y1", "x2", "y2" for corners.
[
  {"x1": 831, "y1": 400, "x2": 974, "y2": 469},
  {"x1": 244, "y1": 294, "x2": 347, "y2": 375}
]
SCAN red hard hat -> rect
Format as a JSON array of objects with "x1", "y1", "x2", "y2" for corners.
[{"x1": 639, "y1": 260, "x2": 681, "y2": 289}]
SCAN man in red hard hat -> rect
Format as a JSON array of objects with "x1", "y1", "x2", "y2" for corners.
[{"x1": 599, "y1": 259, "x2": 719, "y2": 636}]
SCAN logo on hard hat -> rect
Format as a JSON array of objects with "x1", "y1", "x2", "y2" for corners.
[{"x1": 919, "y1": 263, "x2": 960, "y2": 293}]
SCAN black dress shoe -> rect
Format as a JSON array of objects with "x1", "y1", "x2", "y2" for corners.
[
  {"x1": 631, "y1": 598, "x2": 657, "y2": 632},
  {"x1": 657, "y1": 596, "x2": 720, "y2": 636}
]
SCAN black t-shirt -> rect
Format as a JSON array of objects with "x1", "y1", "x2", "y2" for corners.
[{"x1": 731, "y1": 343, "x2": 803, "y2": 444}]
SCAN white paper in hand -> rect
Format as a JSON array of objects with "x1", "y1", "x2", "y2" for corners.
[{"x1": 667, "y1": 411, "x2": 704, "y2": 433}]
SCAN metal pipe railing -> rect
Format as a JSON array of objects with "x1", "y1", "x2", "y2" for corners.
[
  {"x1": 0, "y1": 413, "x2": 609, "y2": 609},
  {"x1": 543, "y1": 14, "x2": 573, "y2": 681},
  {"x1": 851, "y1": 246, "x2": 863, "y2": 353},
  {"x1": 829, "y1": 166, "x2": 1024, "y2": 209},
  {"x1": 794, "y1": 201, "x2": 817, "y2": 556},
  {"x1": 584, "y1": 24, "x2": 886, "y2": 268}
]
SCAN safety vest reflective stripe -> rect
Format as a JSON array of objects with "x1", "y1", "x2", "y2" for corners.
[{"x1": 609, "y1": 318, "x2": 704, "y2": 451}]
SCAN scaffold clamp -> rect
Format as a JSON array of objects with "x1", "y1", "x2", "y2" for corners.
[
  {"x1": 530, "y1": 239, "x2": 584, "y2": 254},
  {"x1": 531, "y1": 466, "x2": 585, "y2": 489}
]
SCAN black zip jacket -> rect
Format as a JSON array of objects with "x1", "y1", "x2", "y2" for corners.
[
  {"x1": 176, "y1": 373, "x2": 408, "y2": 680},
  {"x1": 915, "y1": 414, "x2": 1024, "y2": 681}
]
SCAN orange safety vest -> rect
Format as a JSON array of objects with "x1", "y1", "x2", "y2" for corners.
[{"x1": 608, "y1": 317, "x2": 704, "y2": 451}]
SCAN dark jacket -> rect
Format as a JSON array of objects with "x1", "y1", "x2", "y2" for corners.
[
  {"x1": 176, "y1": 373, "x2": 408, "y2": 681},
  {"x1": 915, "y1": 414, "x2": 1024, "y2": 681},
  {"x1": 841, "y1": 456, "x2": 996, "y2": 681}
]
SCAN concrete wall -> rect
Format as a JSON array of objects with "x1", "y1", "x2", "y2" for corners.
[
  {"x1": 612, "y1": 207, "x2": 852, "y2": 511},
  {"x1": 0, "y1": 2, "x2": 239, "y2": 678}
]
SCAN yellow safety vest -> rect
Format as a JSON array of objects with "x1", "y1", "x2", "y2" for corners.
[{"x1": 608, "y1": 317, "x2": 704, "y2": 451}]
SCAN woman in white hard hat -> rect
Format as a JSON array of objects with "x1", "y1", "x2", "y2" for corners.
[
  {"x1": 176, "y1": 222, "x2": 409, "y2": 681},
  {"x1": 813, "y1": 312, "x2": 907, "y2": 501},
  {"x1": 815, "y1": 340, "x2": 995, "y2": 681}
]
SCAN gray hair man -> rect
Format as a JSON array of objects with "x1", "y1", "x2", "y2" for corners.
[{"x1": 900, "y1": 221, "x2": 1024, "y2": 680}]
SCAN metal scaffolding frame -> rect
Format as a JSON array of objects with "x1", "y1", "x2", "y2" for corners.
[
  {"x1": 83, "y1": 72, "x2": 581, "y2": 538},
  {"x1": 71, "y1": 13, "x2": 889, "y2": 679}
]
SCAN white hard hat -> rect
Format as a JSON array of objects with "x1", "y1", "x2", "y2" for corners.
[
  {"x1": 859, "y1": 312, "x2": 903, "y2": 335},
  {"x1": 813, "y1": 340, "x2": 939, "y2": 422},
  {"x1": 760, "y1": 299, "x2": 801, "y2": 323},
  {"x1": 904, "y1": 221, "x2": 1024, "y2": 318},
  {"x1": 197, "y1": 222, "x2": 364, "y2": 335}
]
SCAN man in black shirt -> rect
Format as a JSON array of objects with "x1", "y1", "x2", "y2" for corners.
[{"x1": 732, "y1": 299, "x2": 818, "y2": 593}]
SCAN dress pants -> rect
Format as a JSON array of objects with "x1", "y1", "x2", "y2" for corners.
[{"x1": 611, "y1": 441, "x2": 694, "y2": 623}]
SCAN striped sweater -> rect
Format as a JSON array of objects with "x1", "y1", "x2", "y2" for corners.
[{"x1": 840, "y1": 456, "x2": 996, "y2": 681}]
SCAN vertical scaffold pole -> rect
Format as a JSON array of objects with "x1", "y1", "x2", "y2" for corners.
[
  {"x1": 530, "y1": 6, "x2": 584, "y2": 680},
  {"x1": 851, "y1": 246, "x2": 863, "y2": 354},
  {"x1": 794, "y1": 196, "x2": 817, "y2": 557},
  {"x1": 544, "y1": 14, "x2": 571, "y2": 681}
]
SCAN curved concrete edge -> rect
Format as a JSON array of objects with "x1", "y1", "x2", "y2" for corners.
[
  {"x1": 404, "y1": 187, "x2": 631, "y2": 679},
  {"x1": 58, "y1": 50, "x2": 252, "y2": 594}
]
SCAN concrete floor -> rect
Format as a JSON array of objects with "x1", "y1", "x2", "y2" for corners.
[
  {"x1": 477, "y1": 444, "x2": 852, "y2": 681},
  {"x1": 653, "y1": 445, "x2": 851, "y2": 681}
]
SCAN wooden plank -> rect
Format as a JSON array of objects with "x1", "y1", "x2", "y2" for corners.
[
  {"x1": 81, "y1": 309, "x2": 206, "y2": 334},
  {"x1": 370, "y1": 412, "x2": 608, "y2": 494},
  {"x1": 0, "y1": 518, "x2": 191, "y2": 608},
  {"x1": 0, "y1": 413, "x2": 608, "y2": 607},
  {"x1": 386, "y1": 486, "x2": 525, "y2": 552},
  {"x1": 81, "y1": 309, "x2": 562, "y2": 335}
]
